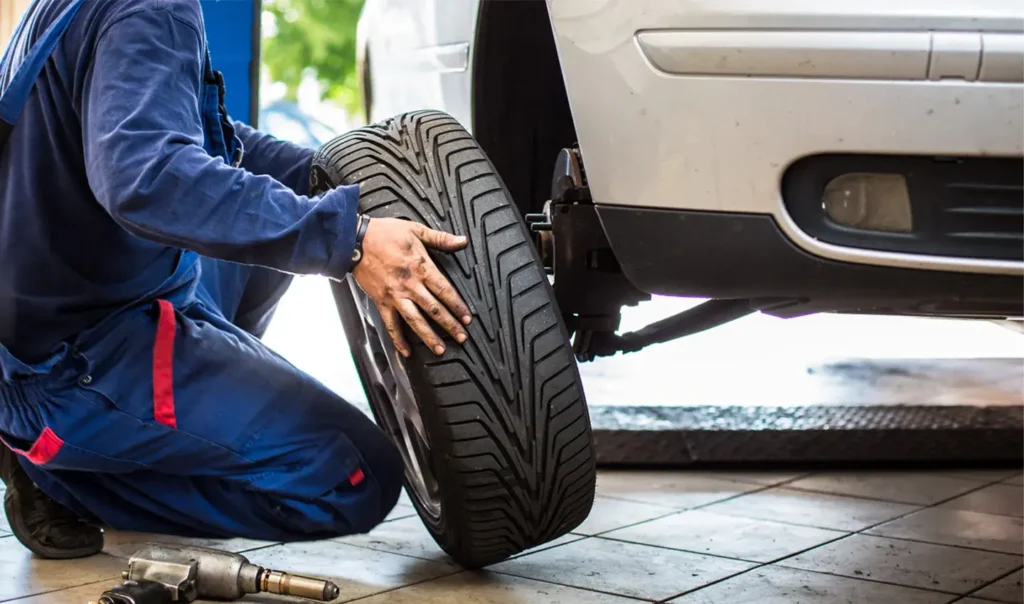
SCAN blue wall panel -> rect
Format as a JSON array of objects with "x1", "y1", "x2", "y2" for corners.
[{"x1": 201, "y1": 0, "x2": 258, "y2": 126}]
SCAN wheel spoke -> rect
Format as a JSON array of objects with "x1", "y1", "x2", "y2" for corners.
[{"x1": 390, "y1": 355, "x2": 429, "y2": 444}]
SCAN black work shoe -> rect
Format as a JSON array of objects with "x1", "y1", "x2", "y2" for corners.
[{"x1": 0, "y1": 445, "x2": 103, "y2": 559}]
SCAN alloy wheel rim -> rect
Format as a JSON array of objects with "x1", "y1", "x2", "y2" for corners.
[{"x1": 347, "y1": 277, "x2": 442, "y2": 518}]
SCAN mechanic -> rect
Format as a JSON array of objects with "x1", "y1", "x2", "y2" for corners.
[{"x1": 0, "y1": 0, "x2": 472, "y2": 559}]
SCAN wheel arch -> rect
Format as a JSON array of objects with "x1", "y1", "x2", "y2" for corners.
[{"x1": 471, "y1": 0, "x2": 578, "y2": 216}]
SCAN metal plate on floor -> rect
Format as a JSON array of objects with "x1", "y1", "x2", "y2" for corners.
[{"x1": 590, "y1": 404, "x2": 1024, "y2": 465}]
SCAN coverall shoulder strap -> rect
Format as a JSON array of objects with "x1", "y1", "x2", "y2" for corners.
[{"x1": 0, "y1": 0, "x2": 86, "y2": 153}]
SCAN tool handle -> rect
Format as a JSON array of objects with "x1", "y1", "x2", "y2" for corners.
[{"x1": 94, "y1": 580, "x2": 175, "y2": 604}]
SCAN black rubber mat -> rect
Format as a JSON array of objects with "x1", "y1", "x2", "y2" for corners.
[{"x1": 589, "y1": 405, "x2": 1024, "y2": 465}]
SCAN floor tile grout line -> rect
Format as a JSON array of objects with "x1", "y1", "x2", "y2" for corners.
[
  {"x1": 319, "y1": 536, "x2": 462, "y2": 568},
  {"x1": 235, "y1": 541, "x2": 285, "y2": 555},
  {"x1": 338, "y1": 568, "x2": 467, "y2": 603},
  {"x1": 590, "y1": 532, "x2": 844, "y2": 567},
  {"x1": 591, "y1": 478, "x2": 806, "y2": 535},
  {"x1": 593, "y1": 469, "x2": 1014, "y2": 523},
  {"x1": 576, "y1": 509, "x2": 688, "y2": 538},
  {"x1": 928, "y1": 507, "x2": 1024, "y2": 521},
  {"x1": 780, "y1": 483, "x2": 976, "y2": 507},
  {"x1": 505, "y1": 534, "x2": 589, "y2": 560},
  {"x1": 594, "y1": 493, "x2": 728, "y2": 510},
  {"x1": 485, "y1": 568, "x2": 656, "y2": 602},
  {"x1": 570, "y1": 468, "x2": 1015, "y2": 587},
  {"x1": 653, "y1": 505, "x2": 915, "y2": 535},
  {"x1": 231, "y1": 534, "x2": 462, "y2": 573},
  {"x1": 949, "y1": 595, "x2": 1013, "y2": 604},
  {"x1": 836, "y1": 475, "x2": 1024, "y2": 550},
  {"x1": 654, "y1": 562, "x2": 781, "y2": 603},
  {"x1": 655, "y1": 526, "x2": 997, "y2": 603},
  {"x1": 782, "y1": 475, "x2": 1024, "y2": 543},
  {"x1": 599, "y1": 472, "x2": 811, "y2": 490},
  {"x1": 660, "y1": 475, "x2": 1024, "y2": 603},
  {"x1": 924, "y1": 474, "x2": 1024, "y2": 520},
  {"x1": 954, "y1": 563, "x2": 1023, "y2": 601},
  {"x1": 920, "y1": 477, "x2": 1024, "y2": 511},
  {"x1": 0, "y1": 577, "x2": 121, "y2": 604},
  {"x1": 654, "y1": 479, "x2": 929, "y2": 528},
  {"x1": 341, "y1": 567, "x2": 655, "y2": 604},
  {"x1": 769, "y1": 562, "x2": 975, "y2": 598},
  {"x1": 591, "y1": 493, "x2": 684, "y2": 512},
  {"x1": 856, "y1": 533, "x2": 1024, "y2": 556},
  {"x1": 582, "y1": 488, "x2": 783, "y2": 537},
  {"x1": 381, "y1": 513, "x2": 418, "y2": 523},
  {"x1": 764, "y1": 478, "x2": 1022, "y2": 570},
  {"x1": 654, "y1": 525, "x2": 860, "y2": 603},
  {"x1": 333, "y1": 531, "x2": 587, "y2": 566},
  {"x1": 593, "y1": 472, "x2": 813, "y2": 511},
  {"x1": 659, "y1": 564, "x2": 968, "y2": 604},
  {"x1": 942, "y1": 471, "x2": 1024, "y2": 486},
  {"x1": 328, "y1": 537, "x2": 456, "y2": 566}
]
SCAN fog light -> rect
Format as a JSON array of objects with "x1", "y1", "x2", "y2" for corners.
[{"x1": 822, "y1": 173, "x2": 913, "y2": 232}]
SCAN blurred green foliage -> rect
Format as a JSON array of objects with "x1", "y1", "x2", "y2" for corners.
[{"x1": 262, "y1": 0, "x2": 365, "y2": 112}]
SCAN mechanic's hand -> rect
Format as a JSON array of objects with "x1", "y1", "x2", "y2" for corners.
[{"x1": 352, "y1": 217, "x2": 472, "y2": 358}]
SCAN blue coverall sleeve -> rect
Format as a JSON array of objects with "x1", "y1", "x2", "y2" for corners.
[
  {"x1": 80, "y1": 8, "x2": 358, "y2": 278},
  {"x1": 233, "y1": 121, "x2": 315, "y2": 197}
]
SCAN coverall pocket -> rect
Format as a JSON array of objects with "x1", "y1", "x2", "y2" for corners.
[
  {"x1": 72, "y1": 301, "x2": 178, "y2": 427},
  {"x1": 0, "y1": 425, "x2": 145, "y2": 473}
]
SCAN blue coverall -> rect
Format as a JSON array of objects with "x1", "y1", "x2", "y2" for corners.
[{"x1": 0, "y1": 0, "x2": 403, "y2": 540}]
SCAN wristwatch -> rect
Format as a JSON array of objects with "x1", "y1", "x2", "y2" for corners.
[{"x1": 351, "y1": 214, "x2": 371, "y2": 269}]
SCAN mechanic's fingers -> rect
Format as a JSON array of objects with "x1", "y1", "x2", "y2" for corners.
[
  {"x1": 412, "y1": 285, "x2": 467, "y2": 344},
  {"x1": 397, "y1": 299, "x2": 446, "y2": 356},
  {"x1": 380, "y1": 306, "x2": 411, "y2": 358},
  {"x1": 424, "y1": 267, "x2": 472, "y2": 325},
  {"x1": 413, "y1": 223, "x2": 468, "y2": 252}
]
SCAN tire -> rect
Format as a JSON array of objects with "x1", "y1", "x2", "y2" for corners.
[{"x1": 310, "y1": 111, "x2": 596, "y2": 568}]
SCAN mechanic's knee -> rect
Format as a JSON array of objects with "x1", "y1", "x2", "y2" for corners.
[
  {"x1": 319, "y1": 443, "x2": 403, "y2": 536},
  {"x1": 254, "y1": 395, "x2": 405, "y2": 538},
  {"x1": 358, "y1": 433, "x2": 404, "y2": 531},
  {"x1": 258, "y1": 449, "x2": 403, "y2": 539},
  {"x1": 300, "y1": 434, "x2": 403, "y2": 537}
]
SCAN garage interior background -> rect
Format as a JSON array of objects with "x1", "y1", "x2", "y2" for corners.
[
  {"x1": 0, "y1": 0, "x2": 258, "y2": 124},
  {"x1": 0, "y1": 0, "x2": 29, "y2": 46},
  {"x1": 2, "y1": 0, "x2": 1021, "y2": 466}
]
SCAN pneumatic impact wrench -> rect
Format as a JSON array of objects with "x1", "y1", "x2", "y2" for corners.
[{"x1": 92, "y1": 544, "x2": 340, "y2": 603}]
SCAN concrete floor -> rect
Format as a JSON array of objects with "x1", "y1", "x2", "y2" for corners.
[{"x1": 2, "y1": 468, "x2": 1021, "y2": 603}]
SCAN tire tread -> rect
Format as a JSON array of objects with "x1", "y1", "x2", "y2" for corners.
[{"x1": 313, "y1": 111, "x2": 595, "y2": 567}]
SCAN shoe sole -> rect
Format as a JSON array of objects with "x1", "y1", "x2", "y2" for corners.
[{"x1": 4, "y1": 488, "x2": 103, "y2": 559}]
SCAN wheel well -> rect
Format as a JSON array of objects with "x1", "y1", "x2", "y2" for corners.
[
  {"x1": 359, "y1": 47, "x2": 372, "y2": 125},
  {"x1": 472, "y1": 0, "x2": 578, "y2": 216}
]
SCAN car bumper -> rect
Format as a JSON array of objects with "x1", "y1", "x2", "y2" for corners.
[{"x1": 547, "y1": 0, "x2": 1024, "y2": 276}]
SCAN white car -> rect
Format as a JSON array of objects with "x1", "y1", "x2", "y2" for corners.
[
  {"x1": 312, "y1": 0, "x2": 1023, "y2": 568},
  {"x1": 358, "y1": 0, "x2": 1023, "y2": 338}
]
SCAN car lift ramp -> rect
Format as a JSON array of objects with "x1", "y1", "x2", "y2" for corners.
[{"x1": 585, "y1": 357, "x2": 1023, "y2": 465}]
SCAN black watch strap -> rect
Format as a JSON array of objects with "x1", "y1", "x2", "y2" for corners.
[{"x1": 351, "y1": 214, "x2": 370, "y2": 269}]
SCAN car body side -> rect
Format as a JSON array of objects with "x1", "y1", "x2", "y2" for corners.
[{"x1": 357, "y1": 0, "x2": 1024, "y2": 321}]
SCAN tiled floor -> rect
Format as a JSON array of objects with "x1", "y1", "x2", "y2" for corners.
[{"x1": 2, "y1": 469, "x2": 1021, "y2": 603}]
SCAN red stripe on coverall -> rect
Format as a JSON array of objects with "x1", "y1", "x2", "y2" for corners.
[
  {"x1": 153, "y1": 300, "x2": 178, "y2": 429},
  {"x1": 9, "y1": 427, "x2": 66, "y2": 465}
]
